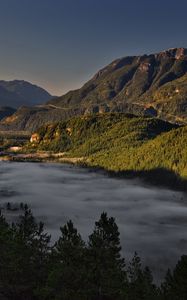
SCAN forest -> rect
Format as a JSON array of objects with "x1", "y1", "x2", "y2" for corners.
[
  {"x1": 28, "y1": 113, "x2": 187, "y2": 188},
  {"x1": 0, "y1": 207, "x2": 187, "y2": 300}
]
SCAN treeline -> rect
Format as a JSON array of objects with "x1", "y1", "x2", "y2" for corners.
[
  {"x1": 0, "y1": 208, "x2": 187, "y2": 300},
  {"x1": 28, "y1": 113, "x2": 187, "y2": 183}
]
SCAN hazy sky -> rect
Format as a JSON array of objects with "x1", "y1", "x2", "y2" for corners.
[{"x1": 0, "y1": 0, "x2": 187, "y2": 95}]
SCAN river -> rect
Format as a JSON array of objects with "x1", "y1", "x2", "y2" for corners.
[{"x1": 0, "y1": 162, "x2": 187, "y2": 280}]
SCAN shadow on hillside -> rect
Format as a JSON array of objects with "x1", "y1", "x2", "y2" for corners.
[
  {"x1": 80, "y1": 164, "x2": 187, "y2": 192},
  {"x1": 107, "y1": 168, "x2": 187, "y2": 192}
]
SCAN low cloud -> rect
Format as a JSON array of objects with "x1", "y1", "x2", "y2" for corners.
[{"x1": 0, "y1": 162, "x2": 186, "y2": 280}]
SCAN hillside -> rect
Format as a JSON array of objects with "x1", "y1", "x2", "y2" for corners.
[
  {"x1": 0, "y1": 80, "x2": 53, "y2": 108},
  {"x1": 28, "y1": 113, "x2": 187, "y2": 187},
  {"x1": 1, "y1": 48, "x2": 187, "y2": 132},
  {"x1": 0, "y1": 107, "x2": 16, "y2": 120},
  {"x1": 48, "y1": 47, "x2": 187, "y2": 124}
]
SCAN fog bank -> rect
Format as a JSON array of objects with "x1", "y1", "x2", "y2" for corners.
[{"x1": 0, "y1": 162, "x2": 186, "y2": 280}]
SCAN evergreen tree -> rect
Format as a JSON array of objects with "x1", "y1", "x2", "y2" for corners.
[
  {"x1": 0, "y1": 207, "x2": 50, "y2": 300},
  {"x1": 2, "y1": 208, "x2": 187, "y2": 300},
  {"x1": 160, "y1": 269, "x2": 173, "y2": 300},
  {"x1": 43, "y1": 220, "x2": 86, "y2": 300},
  {"x1": 127, "y1": 252, "x2": 158, "y2": 300},
  {"x1": 161, "y1": 256, "x2": 187, "y2": 300},
  {"x1": 0, "y1": 212, "x2": 13, "y2": 299},
  {"x1": 87, "y1": 212, "x2": 126, "y2": 300}
]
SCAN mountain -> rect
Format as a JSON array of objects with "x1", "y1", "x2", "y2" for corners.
[
  {"x1": 0, "y1": 80, "x2": 53, "y2": 108},
  {"x1": 28, "y1": 113, "x2": 187, "y2": 187},
  {"x1": 0, "y1": 106, "x2": 16, "y2": 121},
  {"x1": 1, "y1": 47, "x2": 187, "y2": 131}
]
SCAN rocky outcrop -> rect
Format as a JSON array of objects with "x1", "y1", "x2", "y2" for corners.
[{"x1": 30, "y1": 133, "x2": 40, "y2": 143}]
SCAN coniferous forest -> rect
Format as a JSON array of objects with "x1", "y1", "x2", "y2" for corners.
[
  {"x1": 0, "y1": 207, "x2": 187, "y2": 300},
  {"x1": 1, "y1": 2, "x2": 187, "y2": 300}
]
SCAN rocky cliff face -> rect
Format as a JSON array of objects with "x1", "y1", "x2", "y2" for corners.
[{"x1": 1, "y1": 48, "x2": 187, "y2": 132}]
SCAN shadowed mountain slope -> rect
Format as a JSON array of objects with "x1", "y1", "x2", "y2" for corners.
[
  {"x1": 0, "y1": 107, "x2": 16, "y2": 120},
  {"x1": 0, "y1": 80, "x2": 53, "y2": 108},
  {"x1": 1, "y1": 48, "x2": 187, "y2": 131}
]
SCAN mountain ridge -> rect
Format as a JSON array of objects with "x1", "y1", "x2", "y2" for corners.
[
  {"x1": 0, "y1": 79, "x2": 53, "y2": 108},
  {"x1": 1, "y1": 47, "x2": 187, "y2": 131}
]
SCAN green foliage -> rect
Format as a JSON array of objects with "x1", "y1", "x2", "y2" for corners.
[
  {"x1": 0, "y1": 208, "x2": 50, "y2": 300},
  {"x1": 0, "y1": 210, "x2": 187, "y2": 299},
  {"x1": 87, "y1": 212, "x2": 126, "y2": 299},
  {"x1": 127, "y1": 253, "x2": 158, "y2": 300},
  {"x1": 161, "y1": 256, "x2": 187, "y2": 300},
  {"x1": 42, "y1": 220, "x2": 87, "y2": 300},
  {"x1": 29, "y1": 113, "x2": 187, "y2": 185},
  {"x1": 2, "y1": 48, "x2": 187, "y2": 132}
]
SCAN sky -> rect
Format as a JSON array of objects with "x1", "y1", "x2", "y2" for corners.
[{"x1": 0, "y1": 0, "x2": 187, "y2": 96}]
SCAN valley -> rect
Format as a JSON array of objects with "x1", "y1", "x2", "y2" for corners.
[
  {"x1": 0, "y1": 111, "x2": 186, "y2": 192},
  {"x1": 0, "y1": 48, "x2": 187, "y2": 299},
  {"x1": 1, "y1": 0, "x2": 187, "y2": 297},
  {"x1": 0, "y1": 161, "x2": 186, "y2": 282}
]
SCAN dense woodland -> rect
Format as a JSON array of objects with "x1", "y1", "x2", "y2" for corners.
[
  {"x1": 29, "y1": 113, "x2": 187, "y2": 188},
  {"x1": 3, "y1": 113, "x2": 187, "y2": 299},
  {"x1": 0, "y1": 207, "x2": 187, "y2": 300}
]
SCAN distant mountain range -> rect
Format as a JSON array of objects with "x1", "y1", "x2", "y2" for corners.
[
  {"x1": 1, "y1": 47, "x2": 187, "y2": 131},
  {"x1": 0, "y1": 80, "x2": 53, "y2": 109}
]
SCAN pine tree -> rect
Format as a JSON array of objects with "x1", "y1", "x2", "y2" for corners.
[
  {"x1": 127, "y1": 252, "x2": 157, "y2": 300},
  {"x1": 0, "y1": 207, "x2": 50, "y2": 300},
  {"x1": 0, "y1": 212, "x2": 13, "y2": 299},
  {"x1": 44, "y1": 220, "x2": 86, "y2": 300},
  {"x1": 161, "y1": 256, "x2": 187, "y2": 300},
  {"x1": 160, "y1": 269, "x2": 173, "y2": 299},
  {"x1": 87, "y1": 212, "x2": 126, "y2": 300}
]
